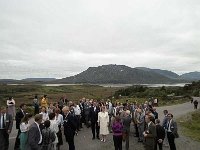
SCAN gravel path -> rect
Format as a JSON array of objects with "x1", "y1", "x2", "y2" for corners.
[{"x1": 9, "y1": 98, "x2": 200, "y2": 150}]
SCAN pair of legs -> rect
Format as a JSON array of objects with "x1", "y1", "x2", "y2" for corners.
[
  {"x1": 113, "y1": 135, "x2": 122, "y2": 150},
  {"x1": 167, "y1": 132, "x2": 176, "y2": 150},
  {"x1": 101, "y1": 135, "x2": 107, "y2": 142},
  {"x1": 91, "y1": 121, "x2": 100, "y2": 139}
]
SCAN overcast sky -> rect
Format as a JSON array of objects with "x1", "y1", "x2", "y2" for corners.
[{"x1": 0, "y1": 0, "x2": 199, "y2": 79}]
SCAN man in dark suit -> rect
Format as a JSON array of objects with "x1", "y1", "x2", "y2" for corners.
[
  {"x1": 14, "y1": 103, "x2": 26, "y2": 150},
  {"x1": 89, "y1": 101, "x2": 100, "y2": 140},
  {"x1": 63, "y1": 106, "x2": 77, "y2": 150},
  {"x1": 143, "y1": 115, "x2": 157, "y2": 150},
  {"x1": 166, "y1": 113, "x2": 178, "y2": 150},
  {"x1": 0, "y1": 106, "x2": 13, "y2": 150},
  {"x1": 155, "y1": 119, "x2": 165, "y2": 150},
  {"x1": 27, "y1": 114, "x2": 43, "y2": 150}
]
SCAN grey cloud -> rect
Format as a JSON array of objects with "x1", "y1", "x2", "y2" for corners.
[{"x1": 0, "y1": 0, "x2": 200, "y2": 79}]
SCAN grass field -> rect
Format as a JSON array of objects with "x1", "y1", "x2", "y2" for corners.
[
  {"x1": 0, "y1": 84, "x2": 120, "y2": 106},
  {"x1": 178, "y1": 109, "x2": 200, "y2": 142},
  {"x1": 0, "y1": 84, "x2": 191, "y2": 107}
]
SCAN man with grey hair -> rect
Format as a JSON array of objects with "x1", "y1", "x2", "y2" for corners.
[
  {"x1": 0, "y1": 106, "x2": 13, "y2": 150},
  {"x1": 122, "y1": 110, "x2": 132, "y2": 150}
]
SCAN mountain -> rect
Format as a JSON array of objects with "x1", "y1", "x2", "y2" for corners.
[
  {"x1": 0, "y1": 79, "x2": 19, "y2": 84},
  {"x1": 135, "y1": 67, "x2": 180, "y2": 79},
  {"x1": 180, "y1": 72, "x2": 200, "y2": 81},
  {"x1": 57, "y1": 64, "x2": 184, "y2": 84}
]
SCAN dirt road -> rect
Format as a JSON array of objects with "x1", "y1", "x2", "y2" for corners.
[{"x1": 9, "y1": 98, "x2": 200, "y2": 150}]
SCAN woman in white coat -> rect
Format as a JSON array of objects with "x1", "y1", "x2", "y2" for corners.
[
  {"x1": 98, "y1": 106, "x2": 109, "y2": 142},
  {"x1": 49, "y1": 113, "x2": 59, "y2": 150}
]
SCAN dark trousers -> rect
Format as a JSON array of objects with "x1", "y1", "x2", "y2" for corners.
[
  {"x1": 167, "y1": 132, "x2": 176, "y2": 150},
  {"x1": 0, "y1": 129, "x2": 9, "y2": 150},
  {"x1": 154, "y1": 141, "x2": 163, "y2": 150},
  {"x1": 76, "y1": 115, "x2": 81, "y2": 130},
  {"x1": 14, "y1": 129, "x2": 21, "y2": 149},
  {"x1": 66, "y1": 136, "x2": 75, "y2": 150},
  {"x1": 91, "y1": 121, "x2": 100, "y2": 138},
  {"x1": 113, "y1": 135, "x2": 122, "y2": 150},
  {"x1": 134, "y1": 123, "x2": 139, "y2": 137}
]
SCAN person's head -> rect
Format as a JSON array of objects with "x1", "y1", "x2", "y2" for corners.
[
  {"x1": 163, "y1": 110, "x2": 168, "y2": 115},
  {"x1": 21, "y1": 114, "x2": 32, "y2": 124},
  {"x1": 153, "y1": 107, "x2": 156, "y2": 111},
  {"x1": 145, "y1": 115, "x2": 154, "y2": 124},
  {"x1": 114, "y1": 115, "x2": 121, "y2": 122},
  {"x1": 125, "y1": 110, "x2": 130, "y2": 116},
  {"x1": 55, "y1": 108, "x2": 61, "y2": 114},
  {"x1": 155, "y1": 119, "x2": 160, "y2": 125},
  {"x1": 44, "y1": 95, "x2": 47, "y2": 98},
  {"x1": 101, "y1": 106, "x2": 106, "y2": 112},
  {"x1": 35, "y1": 114, "x2": 43, "y2": 124},
  {"x1": 41, "y1": 106, "x2": 46, "y2": 112},
  {"x1": 8, "y1": 97, "x2": 12, "y2": 100},
  {"x1": 20, "y1": 103, "x2": 26, "y2": 110},
  {"x1": 0, "y1": 106, "x2": 7, "y2": 114},
  {"x1": 49, "y1": 113, "x2": 55, "y2": 120},
  {"x1": 49, "y1": 103, "x2": 54, "y2": 109},
  {"x1": 93, "y1": 101, "x2": 96, "y2": 107},
  {"x1": 62, "y1": 106, "x2": 70, "y2": 115},
  {"x1": 44, "y1": 120, "x2": 50, "y2": 128},
  {"x1": 34, "y1": 95, "x2": 38, "y2": 99},
  {"x1": 137, "y1": 109, "x2": 142, "y2": 114},
  {"x1": 167, "y1": 113, "x2": 173, "y2": 120}
]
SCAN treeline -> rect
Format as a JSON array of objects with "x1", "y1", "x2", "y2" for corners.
[{"x1": 114, "y1": 81, "x2": 200, "y2": 99}]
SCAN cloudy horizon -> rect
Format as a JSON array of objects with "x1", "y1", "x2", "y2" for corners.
[{"x1": 0, "y1": 0, "x2": 199, "y2": 79}]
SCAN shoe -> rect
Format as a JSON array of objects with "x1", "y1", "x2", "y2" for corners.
[
  {"x1": 101, "y1": 139, "x2": 104, "y2": 142},
  {"x1": 103, "y1": 139, "x2": 106, "y2": 142},
  {"x1": 92, "y1": 137, "x2": 95, "y2": 140}
]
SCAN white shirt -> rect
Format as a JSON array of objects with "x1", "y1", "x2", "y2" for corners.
[
  {"x1": 167, "y1": 120, "x2": 172, "y2": 132},
  {"x1": 0, "y1": 113, "x2": 6, "y2": 129},
  {"x1": 7, "y1": 99, "x2": 15, "y2": 106},
  {"x1": 148, "y1": 122, "x2": 152, "y2": 129},
  {"x1": 34, "y1": 121, "x2": 42, "y2": 144},
  {"x1": 40, "y1": 112, "x2": 49, "y2": 122},
  {"x1": 55, "y1": 114, "x2": 63, "y2": 126},
  {"x1": 20, "y1": 122, "x2": 29, "y2": 132},
  {"x1": 74, "y1": 105, "x2": 81, "y2": 115}
]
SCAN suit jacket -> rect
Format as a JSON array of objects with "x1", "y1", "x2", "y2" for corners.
[
  {"x1": 145, "y1": 122, "x2": 157, "y2": 147},
  {"x1": 122, "y1": 115, "x2": 132, "y2": 133},
  {"x1": 0, "y1": 113, "x2": 13, "y2": 131},
  {"x1": 63, "y1": 113, "x2": 77, "y2": 139},
  {"x1": 167, "y1": 119, "x2": 179, "y2": 138},
  {"x1": 89, "y1": 106, "x2": 100, "y2": 123},
  {"x1": 16, "y1": 109, "x2": 25, "y2": 129},
  {"x1": 27, "y1": 122, "x2": 41, "y2": 150},
  {"x1": 156, "y1": 124, "x2": 165, "y2": 140}
]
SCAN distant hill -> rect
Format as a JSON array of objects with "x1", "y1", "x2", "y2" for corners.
[
  {"x1": 56, "y1": 64, "x2": 185, "y2": 84},
  {"x1": 180, "y1": 72, "x2": 200, "y2": 81},
  {"x1": 0, "y1": 79, "x2": 19, "y2": 84},
  {"x1": 136, "y1": 67, "x2": 180, "y2": 79}
]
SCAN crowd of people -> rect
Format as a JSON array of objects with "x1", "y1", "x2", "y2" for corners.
[{"x1": 1, "y1": 95, "x2": 198, "y2": 150}]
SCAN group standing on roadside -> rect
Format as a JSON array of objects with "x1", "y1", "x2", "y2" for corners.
[{"x1": 2, "y1": 95, "x2": 198, "y2": 150}]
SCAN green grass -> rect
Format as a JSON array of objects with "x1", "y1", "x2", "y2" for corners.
[
  {"x1": 178, "y1": 109, "x2": 200, "y2": 142},
  {"x1": 0, "y1": 84, "x2": 120, "y2": 106},
  {"x1": 0, "y1": 84, "x2": 191, "y2": 107}
]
